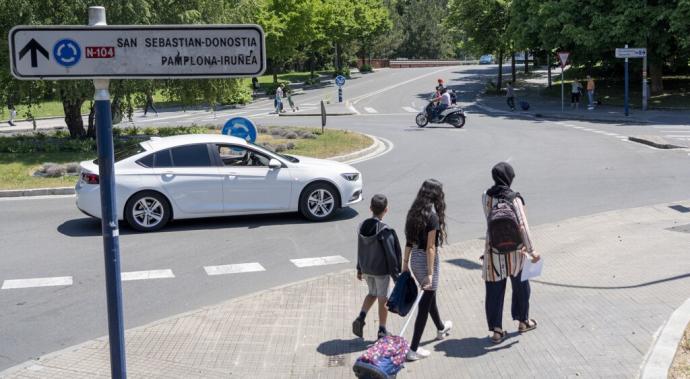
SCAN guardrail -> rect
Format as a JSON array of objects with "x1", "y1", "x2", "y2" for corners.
[{"x1": 389, "y1": 60, "x2": 480, "y2": 68}]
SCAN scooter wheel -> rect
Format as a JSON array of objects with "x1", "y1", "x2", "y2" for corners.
[
  {"x1": 453, "y1": 115, "x2": 466, "y2": 128},
  {"x1": 415, "y1": 113, "x2": 428, "y2": 127}
]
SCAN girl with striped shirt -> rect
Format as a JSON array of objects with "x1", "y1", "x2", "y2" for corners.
[{"x1": 482, "y1": 162, "x2": 541, "y2": 344}]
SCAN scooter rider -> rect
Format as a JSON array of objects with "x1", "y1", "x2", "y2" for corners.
[{"x1": 431, "y1": 87, "x2": 452, "y2": 121}]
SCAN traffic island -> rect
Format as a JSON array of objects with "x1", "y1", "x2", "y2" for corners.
[
  {"x1": 628, "y1": 135, "x2": 687, "y2": 149},
  {"x1": 278, "y1": 101, "x2": 357, "y2": 117}
]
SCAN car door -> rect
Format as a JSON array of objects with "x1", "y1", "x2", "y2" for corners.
[
  {"x1": 154, "y1": 144, "x2": 224, "y2": 215},
  {"x1": 214, "y1": 144, "x2": 293, "y2": 212}
]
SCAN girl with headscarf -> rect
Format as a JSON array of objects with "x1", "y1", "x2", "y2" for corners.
[{"x1": 481, "y1": 162, "x2": 540, "y2": 344}]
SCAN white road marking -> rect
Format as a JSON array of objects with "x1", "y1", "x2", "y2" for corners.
[
  {"x1": 664, "y1": 135, "x2": 690, "y2": 139},
  {"x1": 0, "y1": 194, "x2": 76, "y2": 202},
  {"x1": 363, "y1": 107, "x2": 378, "y2": 113},
  {"x1": 402, "y1": 106, "x2": 418, "y2": 113},
  {"x1": 204, "y1": 262, "x2": 266, "y2": 276},
  {"x1": 572, "y1": 126, "x2": 585, "y2": 129},
  {"x1": 290, "y1": 255, "x2": 349, "y2": 268},
  {"x1": 121, "y1": 269, "x2": 175, "y2": 281},
  {"x1": 602, "y1": 132, "x2": 620, "y2": 137},
  {"x1": 351, "y1": 67, "x2": 450, "y2": 104},
  {"x1": 2, "y1": 276, "x2": 73, "y2": 290}
]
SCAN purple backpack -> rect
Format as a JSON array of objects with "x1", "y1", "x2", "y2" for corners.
[
  {"x1": 487, "y1": 194, "x2": 523, "y2": 254},
  {"x1": 354, "y1": 336, "x2": 409, "y2": 377}
]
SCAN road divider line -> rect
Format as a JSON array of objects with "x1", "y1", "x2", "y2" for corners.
[
  {"x1": 290, "y1": 255, "x2": 349, "y2": 268},
  {"x1": 121, "y1": 269, "x2": 175, "y2": 281},
  {"x1": 351, "y1": 67, "x2": 450, "y2": 105},
  {"x1": 1, "y1": 276, "x2": 73, "y2": 290},
  {"x1": 204, "y1": 263, "x2": 266, "y2": 276},
  {"x1": 402, "y1": 106, "x2": 418, "y2": 113}
]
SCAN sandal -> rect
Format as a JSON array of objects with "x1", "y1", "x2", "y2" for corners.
[
  {"x1": 490, "y1": 329, "x2": 506, "y2": 344},
  {"x1": 519, "y1": 319, "x2": 537, "y2": 333}
]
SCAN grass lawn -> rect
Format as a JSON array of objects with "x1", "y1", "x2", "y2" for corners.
[
  {"x1": 0, "y1": 127, "x2": 371, "y2": 190},
  {"x1": 670, "y1": 323, "x2": 690, "y2": 379}
]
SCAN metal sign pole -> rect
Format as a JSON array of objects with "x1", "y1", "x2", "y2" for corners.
[
  {"x1": 624, "y1": 44, "x2": 629, "y2": 116},
  {"x1": 90, "y1": 6, "x2": 127, "y2": 379},
  {"x1": 642, "y1": 55, "x2": 648, "y2": 111},
  {"x1": 561, "y1": 66, "x2": 564, "y2": 112},
  {"x1": 338, "y1": 87, "x2": 343, "y2": 103}
]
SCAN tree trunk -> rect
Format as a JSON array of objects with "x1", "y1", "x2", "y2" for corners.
[
  {"x1": 497, "y1": 50, "x2": 504, "y2": 95},
  {"x1": 87, "y1": 102, "x2": 96, "y2": 138},
  {"x1": 63, "y1": 99, "x2": 85, "y2": 138},
  {"x1": 524, "y1": 50, "x2": 529, "y2": 73},
  {"x1": 649, "y1": 61, "x2": 663, "y2": 94},
  {"x1": 511, "y1": 52, "x2": 516, "y2": 83}
]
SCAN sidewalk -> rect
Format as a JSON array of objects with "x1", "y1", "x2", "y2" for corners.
[
  {"x1": 3, "y1": 201, "x2": 690, "y2": 378},
  {"x1": 475, "y1": 70, "x2": 690, "y2": 126}
]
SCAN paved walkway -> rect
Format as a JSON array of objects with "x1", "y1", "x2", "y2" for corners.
[
  {"x1": 3, "y1": 201, "x2": 690, "y2": 378},
  {"x1": 475, "y1": 69, "x2": 690, "y2": 126}
]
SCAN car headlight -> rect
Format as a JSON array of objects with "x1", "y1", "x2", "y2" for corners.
[{"x1": 341, "y1": 173, "x2": 360, "y2": 181}]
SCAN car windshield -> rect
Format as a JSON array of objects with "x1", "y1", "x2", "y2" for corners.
[
  {"x1": 250, "y1": 142, "x2": 299, "y2": 163},
  {"x1": 93, "y1": 143, "x2": 146, "y2": 164}
]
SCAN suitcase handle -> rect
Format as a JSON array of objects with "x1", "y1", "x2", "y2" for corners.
[{"x1": 399, "y1": 291, "x2": 424, "y2": 336}]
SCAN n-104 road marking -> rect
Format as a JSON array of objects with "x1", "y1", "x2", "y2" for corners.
[
  {"x1": 121, "y1": 269, "x2": 175, "y2": 281},
  {"x1": 290, "y1": 255, "x2": 349, "y2": 268},
  {"x1": 204, "y1": 263, "x2": 266, "y2": 276},
  {"x1": 1, "y1": 276, "x2": 73, "y2": 289}
]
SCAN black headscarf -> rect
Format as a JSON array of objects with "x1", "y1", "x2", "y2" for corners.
[{"x1": 487, "y1": 162, "x2": 523, "y2": 202}]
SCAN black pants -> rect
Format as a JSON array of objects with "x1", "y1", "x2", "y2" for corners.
[
  {"x1": 484, "y1": 273, "x2": 531, "y2": 331},
  {"x1": 410, "y1": 290, "x2": 444, "y2": 351},
  {"x1": 144, "y1": 102, "x2": 158, "y2": 115},
  {"x1": 507, "y1": 96, "x2": 515, "y2": 109}
]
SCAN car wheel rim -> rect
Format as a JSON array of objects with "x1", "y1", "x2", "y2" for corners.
[
  {"x1": 132, "y1": 197, "x2": 164, "y2": 228},
  {"x1": 307, "y1": 189, "x2": 335, "y2": 217}
]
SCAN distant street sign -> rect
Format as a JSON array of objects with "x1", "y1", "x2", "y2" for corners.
[
  {"x1": 335, "y1": 75, "x2": 346, "y2": 87},
  {"x1": 9, "y1": 25, "x2": 265, "y2": 79},
  {"x1": 615, "y1": 48, "x2": 646, "y2": 59},
  {"x1": 222, "y1": 117, "x2": 257, "y2": 144},
  {"x1": 557, "y1": 51, "x2": 570, "y2": 68}
]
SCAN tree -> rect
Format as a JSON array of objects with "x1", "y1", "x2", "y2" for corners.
[{"x1": 395, "y1": 0, "x2": 455, "y2": 59}]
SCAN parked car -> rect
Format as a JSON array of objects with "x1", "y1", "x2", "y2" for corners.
[
  {"x1": 76, "y1": 134, "x2": 363, "y2": 232},
  {"x1": 479, "y1": 54, "x2": 494, "y2": 64}
]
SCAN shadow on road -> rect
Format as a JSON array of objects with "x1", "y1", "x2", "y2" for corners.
[
  {"x1": 434, "y1": 334, "x2": 519, "y2": 358},
  {"x1": 316, "y1": 338, "x2": 370, "y2": 357},
  {"x1": 446, "y1": 258, "x2": 482, "y2": 270},
  {"x1": 57, "y1": 208, "x2": 359, "y2": 237}
]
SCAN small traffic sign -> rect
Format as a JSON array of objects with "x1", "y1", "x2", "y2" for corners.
[
  {"x1": 557, "y1": 51, "x2": 570, "y2": 68},
  {"x1": 615, "y1": 48, "x2": 646, "y2": 59},
  {"x1": 9, "y1": 25, "x2": 265, "y2": 79},
  {"x1": 222, "y1": 117, "x2": 257, "y2": 144},
  {"x1": 335, "y1": 75, "x2": 346, "y2": 87}
]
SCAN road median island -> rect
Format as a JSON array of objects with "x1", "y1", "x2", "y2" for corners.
[
  {"x1": 3, "y1": 201, "x2": 690, "y2": 377},
  {"x1": 0, "y1": 125, "x2": 373, "y2": 195},
  {"x1": 628, "y1": 135, "x2": 687, "y2": 150}
]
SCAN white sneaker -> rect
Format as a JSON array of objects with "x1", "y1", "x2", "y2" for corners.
[
  {"x1": 436, "y1": 320, "x2": 453, "y2": 340},
  {"x1": 406, "y1": 347, "x2": 431, "y2": 361}
]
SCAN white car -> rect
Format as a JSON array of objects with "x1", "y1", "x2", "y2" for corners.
[{"x1": 76, "y1": 134, "x2": 363, "y2": 232}]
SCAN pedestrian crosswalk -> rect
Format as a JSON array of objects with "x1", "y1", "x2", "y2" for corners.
[
  {"x1": 402, "y1": 106, "x2": 419, "y2": 113},
  {"x1": 363, "y1": 107, "x2": 378, "y2": 113},
  {"x1": 0, "y1": 255, "x2": 350, "y2": 290}
]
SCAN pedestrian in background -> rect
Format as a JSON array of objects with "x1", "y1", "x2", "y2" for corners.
[
  {"x1": 7, "y1": 101, "x2": 17, "y2": 126},
  {"x1": 352, "y1": 194, "x2": 402, "y2": 340},
  {"x1": 143, "y1": 92, "x2": 158, "y2": 117},
  {"x1": 571, "y1": 79, "x2": 582, "y2": 110},
  {"x1": 586, "y1": 75, "x2": 596, "y2": 110},
  {"x1": 481, "y1": 162, "x2": 540, "y2": 344},
  {"x1": 275, "y1": 84, "x2": 285, "y2": 114},
  {"x1": 286, "y1": 87, "x2": 299, "y2": 112},
  {"x1": 403, "y1": 179, "x2": 453, "y2": 361},
  {"x1": 506, "y1": 81, "x2": 516, "y2": 111}
]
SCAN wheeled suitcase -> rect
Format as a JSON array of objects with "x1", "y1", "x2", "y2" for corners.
[{"x1": 352, "y1": 291, "x2": 424, "y2": 379}]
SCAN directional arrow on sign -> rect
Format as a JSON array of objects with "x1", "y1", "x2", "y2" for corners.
[{"x1": 19, "y1": 38, "x2": 49, "y2": 68}]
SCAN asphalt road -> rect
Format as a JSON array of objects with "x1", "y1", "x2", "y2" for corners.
[{"x1": 2, "y1": 65, "x2": 690, "y2": 371}]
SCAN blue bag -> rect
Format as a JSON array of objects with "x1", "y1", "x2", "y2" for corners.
[{"x1": 386, "y1": 272, "x2": 418, "y2": 317}]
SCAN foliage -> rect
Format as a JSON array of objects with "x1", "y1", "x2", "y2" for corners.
[
  {"x1": 395, "y1": 0, "x2": 455, "y2": 59},
  {"x1": 359, "y1": 63, "x2": 373, "y2": 73}
]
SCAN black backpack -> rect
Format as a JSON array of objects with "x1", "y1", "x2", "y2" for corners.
[{"x1": 487, "y1": 193, "x2": 523, "y2": 254}]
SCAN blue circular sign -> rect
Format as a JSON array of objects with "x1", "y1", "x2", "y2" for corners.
[
  {"x1": 222, "y1": 117, "x2": 257, "y2": 143},
  {"x1": 53, "y1": 39, "x2": 81, "y2": 67},
  {"x1": 335, "y1": 75, "x2": 346, "y2": 87}
]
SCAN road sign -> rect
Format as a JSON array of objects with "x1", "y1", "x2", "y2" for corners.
[
  {"x1": 557, "y1": 51, "x2": 570, "y2": 68},
  {"x1": 9, "y1": 25, "x2": 266, "y2": 79},
  {"x1": 222, "y1": 117, "x2": 257, "y2": 143},
  {"x1": 615, "y1": 48, "x2": 646, "y2": 59},
  {"x1": 335, "y1": 75, "x2": 346, "y2": 87}
]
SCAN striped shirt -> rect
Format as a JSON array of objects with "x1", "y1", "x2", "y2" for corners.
[{"x1": 481, "y1": 192, "x2": 535, "y2": 282}]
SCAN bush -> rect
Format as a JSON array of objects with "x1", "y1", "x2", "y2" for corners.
[
  {"x1": 285, "y1": 131, "x2": 298, "y2": 140},
  {"x1": 286, "y1": 142, "x2": 296, "y2": 150},
  {"x1": 45, "y1": 166, "x2": 67, "y2": 177},
  {"x1": 333, "y1": 67, "x2": 351, "y2": 78},
  {"x1": 261, "y1": 142, "x2": 275, "y2": 152},
  {"x1": 142, "y1": 127, "x2": 160, "y2": 136},
  {"x1": 65, "y1": 162, "x2": 80, "y2": 174},
  {"x1": 359, "y1": 64, "x2": 373, "y2": 73},
  {"x1": 258, "y1": 126, "x2": 269, "y2": 134},
  {"x1": 274, "y1": 144, "x2": 287, "y2": 152},
  {"x1": 269, "y1": 127, "x2": 285, "y2": 136}
]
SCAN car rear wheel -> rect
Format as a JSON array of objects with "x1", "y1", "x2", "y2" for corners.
[
  {"x1": 299, "y1": 182, "x2": 340, "y2": 221},
  {"x1": 125, "y1": 191, "x2": 171, "y2": 232}
]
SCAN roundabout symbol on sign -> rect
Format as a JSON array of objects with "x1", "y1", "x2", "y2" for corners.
[
  {"x1": 53, "y1": 39, "x2": 81, "y2": 67},
  {"x1": 222, "y1": 117, "x2": 257, "y2": 149}
]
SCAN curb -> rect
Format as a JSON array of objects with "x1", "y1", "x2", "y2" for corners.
[
  {"x1": 628, "y1": 136, "x2": 686, "y2": 150},
  {"x1": 0, "y1": 187, "x2": 74, "y2": 198},
  {"x1": 329, "y1": 134, "x2": 383, "y2": 163},
  {"x1": 639, "y1": 297, "x2": 690, "y2": 378}
]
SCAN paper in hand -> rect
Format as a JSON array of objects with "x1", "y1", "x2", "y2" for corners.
[{"x1": 521, "y1": 257, "x2": 543, "y2": 282}]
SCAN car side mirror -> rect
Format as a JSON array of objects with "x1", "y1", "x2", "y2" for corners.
[{"x1": 269, "y1": 159, "x2": 282, "y2": 169}]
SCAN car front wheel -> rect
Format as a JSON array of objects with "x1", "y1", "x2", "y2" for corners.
[
  {"x1": 299, "y1": 183, "x2": 340, "y2": 221},
  {"x1": 125, "y1": 191, "x2": 172, "y2": 232}
]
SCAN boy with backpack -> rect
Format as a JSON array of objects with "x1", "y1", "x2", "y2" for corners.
[
  {"x1": 353, "y1": 194, "x2": 402, "y2": 340},
  {"x1": 482, "y1": 162, "x2": 541, "y2": 344}
]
